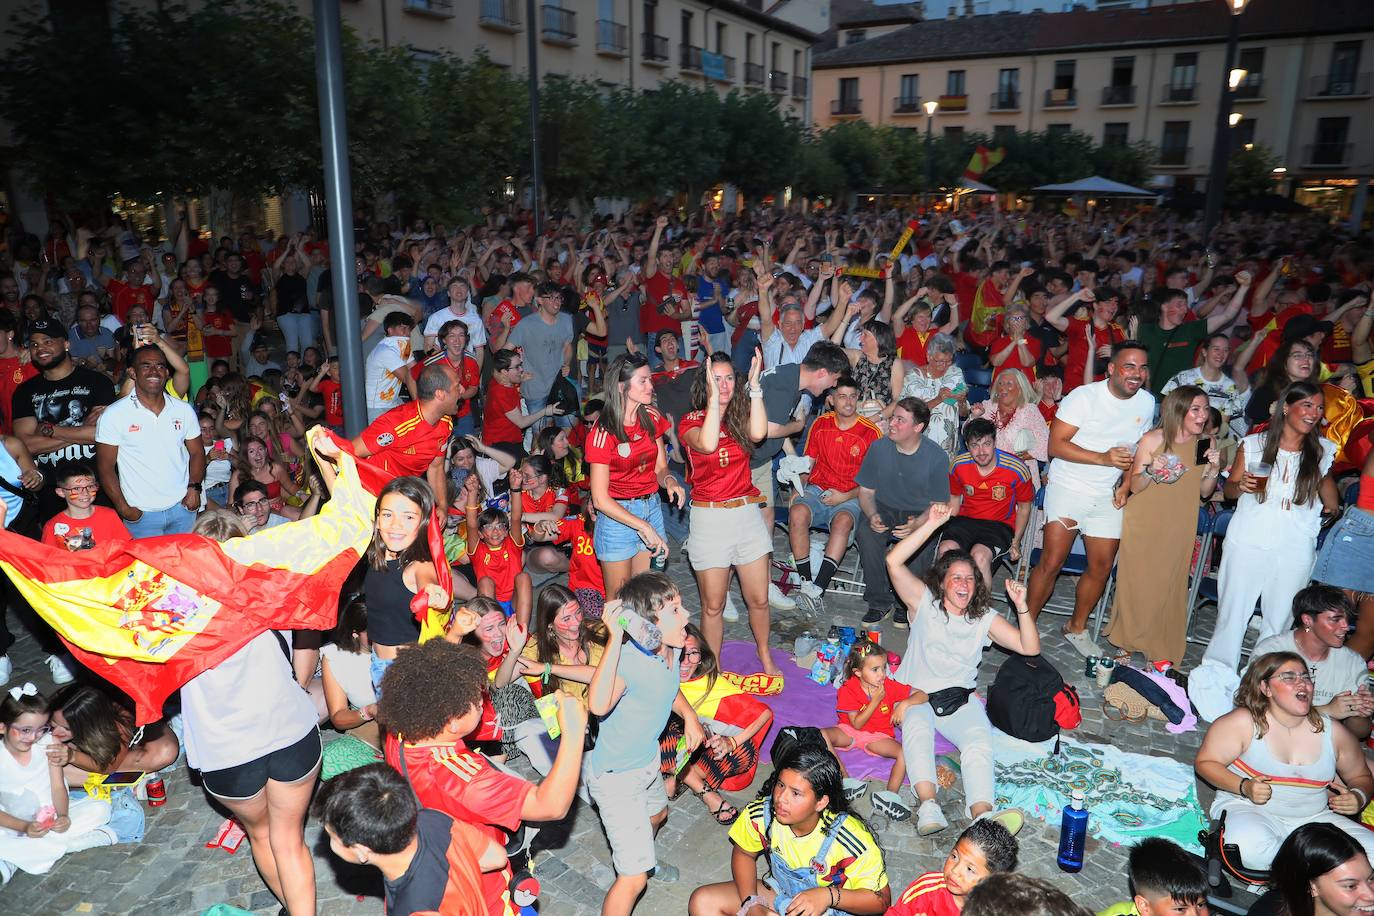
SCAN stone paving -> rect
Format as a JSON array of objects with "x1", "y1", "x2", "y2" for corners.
[{"x1": 3, "y1": 529, "x2": 1248, "y2": 916}]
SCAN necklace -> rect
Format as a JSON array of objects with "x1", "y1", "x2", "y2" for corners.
[{"x1": 993, "y1": 405, "x2": 1014, "y2": 430}]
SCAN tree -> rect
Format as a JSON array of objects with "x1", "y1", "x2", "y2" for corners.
[
  {"x1": 1092, "y1": 141, "x2": 1156, "y2": 189},
  {"x1": 1226, "y1": 144, "x2": 1281, "y2": 206},
  {"x1": 718, "y1": 90, "x2": 802, "y2": 198}
]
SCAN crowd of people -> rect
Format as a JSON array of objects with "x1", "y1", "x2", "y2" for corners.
[{"x1": 2, "y1": 201, "x2": 1374, "y2": 915}]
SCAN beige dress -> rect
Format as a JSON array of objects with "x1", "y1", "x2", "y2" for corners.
[{"x1": 1105, "y1": 445, "x2": 1203, "y2": 664}]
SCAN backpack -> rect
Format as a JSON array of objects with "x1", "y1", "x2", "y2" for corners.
[{"x1": 986, "y1": 654, "x2": 1080, "y2": 748}]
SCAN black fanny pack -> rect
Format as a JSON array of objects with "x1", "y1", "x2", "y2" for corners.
[{"x1": 927, "y1": 686, "x2": 974, "y2": 717}]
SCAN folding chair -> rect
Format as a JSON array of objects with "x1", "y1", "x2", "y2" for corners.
[{"x1": 1014, "y1": 487, "x2": 1116, "y2": 636}]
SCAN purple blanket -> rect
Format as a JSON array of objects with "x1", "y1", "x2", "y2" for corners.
[{"x1": 718, "y1": 641, "x2": 957, "y2": 782}]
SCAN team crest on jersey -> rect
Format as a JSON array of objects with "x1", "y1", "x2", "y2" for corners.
[
  {"x1": 129, "y1": 424, "x2": 141, "y2": 433},
  {"x1": 850, "y1": 444, "x2": 860, "y2": 456},
  {"x1": 377, "y1": 433, "x2": 395, "y2": 447},
  {"x1": 992, "y1": 485, "x2": 1007, "y2": 500}
]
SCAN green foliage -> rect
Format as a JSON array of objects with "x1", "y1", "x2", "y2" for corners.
[
  {"x1": 1225, "y1": 144, "x2": 1281, "y2": 206},
  {"x1": 1091, "y1": 141, "x2": 1156, "y2": 189},
  {"x1": 718, "y1": 91, "x2": 803, "y2": 198}
]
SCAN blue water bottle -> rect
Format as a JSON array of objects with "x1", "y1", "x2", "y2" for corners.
[{"x1": 1056, "y1": 790, "x2": 1089, "y2": 873}]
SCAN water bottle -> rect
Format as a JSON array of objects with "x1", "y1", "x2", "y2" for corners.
[
  {"x1": 1056, "y1": 791, "x2": 1089, "y2": 873},
  {"x1": 615, "y1": 607, "x2": 663, "y2": 651}
]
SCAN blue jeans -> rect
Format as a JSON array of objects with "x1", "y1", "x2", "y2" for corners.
[
  {"x1": 452, "y1": 413, "x2": 476, "y2": 439},
  {"x1": 278, "y1": 313, "x2": 314, "y2": 355},
  {"x1": 126, "y1": 503, "x2": 196, "y2": 539}
]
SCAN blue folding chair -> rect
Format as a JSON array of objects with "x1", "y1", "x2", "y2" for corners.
[{"x1": 1014, "y1": 487, "x2": 1116, "y2": 636}]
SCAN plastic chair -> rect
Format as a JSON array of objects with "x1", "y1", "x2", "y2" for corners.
[
  {"x1": 955, "y1": 351, "x2": 984, "y2": 374},
  {"x1": 963, "y1": 365, "x2": 993, "y2": 389},
  {"x1": 1014, "y1": 487, "x2": 1116, "y2": 636}
]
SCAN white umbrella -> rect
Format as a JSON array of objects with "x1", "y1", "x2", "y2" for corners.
[
  {"x1": 959, "y1": 177, "x2": 997, "y2": 193},
  {"x1": 1031, "y1": 176, "x2": 1154, "y2": 196}
]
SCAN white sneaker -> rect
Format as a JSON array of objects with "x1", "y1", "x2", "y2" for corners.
[
  {"x1": 46, "y1": 654, "x2": 77, "y2": 686},
  {"x1": 1063, "y1": 628, "x2": 1100, "y2": 659},
  {"x1": 916, "y1": 799, "x2": 948, "y2": 836},
  {"x1": 799, "y1": 580, "x2": 824, "y2": 600},
  {"x1": 0, "y1": 654, "x2": 11, "y2": 685},
  {"x1": 722, "y1": 592, "x2": 740, "y2": 622},
  {"x1": 768, "y1": 582, "x2": 796, "y2": 611}
]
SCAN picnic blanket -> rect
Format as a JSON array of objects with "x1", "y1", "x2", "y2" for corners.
[{"x1": 991, "y1": 732, "x2": 1208, "y2": 855}]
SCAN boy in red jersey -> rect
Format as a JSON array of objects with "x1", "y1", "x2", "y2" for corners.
[
  {"x1": 888, "y1": 819, "x2": 1019, "y2": 916},
  {"x1": 465, "y1": 473, "x2": 533, "y2": 629}
]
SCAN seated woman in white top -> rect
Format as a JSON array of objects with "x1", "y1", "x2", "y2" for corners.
[{"x1": 320, "y1": 594, "x2": 381, "y2": 749}]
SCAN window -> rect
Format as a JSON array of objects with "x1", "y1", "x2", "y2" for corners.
[
  {"x1": 599, "y1": 0, "x2": 615, "y2": 20},
  {"x1": 996, "y1": 68, "x2": 1019, "y2": 108},
  {"x1": 1233, "y1": 117, "x2": 1256, "y2": 149},
  {"x1": 946, "y1": 70, "x2": 966, "y2": 96},
  {"x1": 1103, "y1": 122, "x2": 1129, "y2": 146},
  {"x1": 1170, "y1": 52, "x2": 1198, "y2": 90},
  {"x1": 1053, "y1": 60, "x2": 1075, "y2": 89},
  {"x1": 643, "y1": 0, "x2": 656, "y2": 34},
  {"x1": 715, "y1": 22, "x2": 726, "y2": 53},
  {"x1": 1236, "y1": 47, "x2": 1265, "y2": 97},
  {"x1": 1047, "y1": 123, "x2": 1071, "y2": 136},
  {"x1": 771, "y1": 40, "x2": 780, "y2": 70},
  {"x1": 1104, "y1": 55, "x2": 1135, "y2": 104},
  {"x1": 846, "y1": 29, "x2": 866, "y2": 44},
  {"x1": 899, "y1": 74, "x2": 919, "y2": 106},
  {"x1": 680, "y1": 10, "x2": 692, "y2": 43},
  {"x1": 1312, "y1": 116, "x2": 1350, "y2": 164},
  {"x1": 1328, "y1": 41, "x2": 1362, "y2": 94},
  {"x1": 839, "y1": 77, "x2": 859, "y2": 104},
  {"x1": 1160, "y1": 121, "x2": 1190, "y2": 165},
  {"x1": 1110, "y1": 56, "x2": 1134, "y2": 87},
  {"x1": 993, "y1": 125, "x2": 1016, "y2": 145},
  {"x1": 745, "y1": 33, "x2": 754, "y2": 64},
  {"x1": 943, "y1": 125, "x2": 964, "y2": 143}
]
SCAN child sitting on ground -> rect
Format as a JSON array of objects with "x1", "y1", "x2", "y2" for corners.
[
  {"x1": 687, "y1": 744, "x2": 890, "y2": 915},
  {"x1": 1096, "y1": 837, "x2": 1210, "y2": 916},
  {"x1": 821, "y1": 639, "x2": 925, "y2": 822},
  {"x1": 887, "y1": 817, "x2": 1020, "y2": 915},
  {"x1": 314, "y1": 762, "x2": 507, "y2": 916},
  {"x1": 464, "y1": 471, "x2": 533, "y2": 628}
]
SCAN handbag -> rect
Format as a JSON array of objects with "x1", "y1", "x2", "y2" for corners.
[
  {"x1": 0, "y1": 474, "x2": 41, "y2": 540},
  {"x1": 927, "y1": 686, "x2": 974, "y2": 718}
]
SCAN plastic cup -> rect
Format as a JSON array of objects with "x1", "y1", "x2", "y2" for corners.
[{"x1": 1247, "y1": 461, "x2": 1273, "y2": 486}]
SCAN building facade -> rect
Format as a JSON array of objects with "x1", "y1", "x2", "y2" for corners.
[{"x1": 811, "y1": 0, "x2": 1374, "y2": 214}]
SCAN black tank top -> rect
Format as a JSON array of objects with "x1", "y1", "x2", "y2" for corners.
[{"x1": 364, "y1": 558, "x2": 421, "y2": 647}]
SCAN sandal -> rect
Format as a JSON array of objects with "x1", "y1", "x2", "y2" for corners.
[
  {"x1": 1102, "y1": 700, "x2": 1147, "y2": 725},
  {"x1": 695, "y1": 789, "x2": 739, "y2": 825}
]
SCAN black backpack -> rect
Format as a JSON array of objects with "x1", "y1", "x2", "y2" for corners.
[{"x1": 986, "y1": 654, "x2": 1080, "y2": 749}]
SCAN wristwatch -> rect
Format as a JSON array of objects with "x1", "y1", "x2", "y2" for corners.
[{"x1": 188, "y1": 482, "x2": 203, "y2": 492}]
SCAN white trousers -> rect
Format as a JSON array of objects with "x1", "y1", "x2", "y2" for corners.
[
  {"x1": 1202, "y1": 539, "x2": 1315, "y2": 673},
  {"x1": 901, "y1": 698, "x2": 994, "y2": 815},
  {"x1": 0, "y1": 794, "x2": 112, "y2": 875},
  {"x1": 1216, "y1": 800, "x2": 1374, "y2": 871}
]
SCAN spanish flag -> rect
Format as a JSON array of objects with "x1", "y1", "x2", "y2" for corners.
[
  {"x1": 963, "y1": 145, "x2": 1006, "y2": 181},
  {"x1": 0, "y1": 428, "x2": 447, "y2": 725},
  {"x1": 1062, "y1": 200, "x2": 1082, "y2": 218}
]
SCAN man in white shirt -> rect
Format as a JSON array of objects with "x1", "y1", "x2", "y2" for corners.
[
  {"x1": 1253, "y1": 585, "x2": 1373, "y2": 740},
  {"x1": 1026, "y1": 341, "x2": 1154, "y2": 657},
  {"x1": 364, "y1": 312, "x2": 417, "y2": 422},
  {"x1": 95, "y1": 345, "x2": 205, "y2": 538},
  {"x1": 422, "y1": 277, "x2": 487, "y2": 362}
]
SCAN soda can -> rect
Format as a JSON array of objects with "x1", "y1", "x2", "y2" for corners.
[
  {"x1": 1084, "y1": 656, "x2": 1099, "y2": 679},
  {"x1": 146, "y1": 777, "x2": 167, "y2": 807},
  {"x1": 866, "y1": 630, "x2": 882, "y2": 646},
  {"x1": 649, "y1": 551, "x2": 667, "y2": 572}
]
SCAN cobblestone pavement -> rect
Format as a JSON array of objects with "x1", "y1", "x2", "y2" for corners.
[{"x1": 4, "y1": 529, "x2": 1248, "y2": 915}]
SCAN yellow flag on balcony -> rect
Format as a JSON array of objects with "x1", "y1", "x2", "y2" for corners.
[{"x1": 963, "y1": 146, "x2": 1006, "y2": 181}]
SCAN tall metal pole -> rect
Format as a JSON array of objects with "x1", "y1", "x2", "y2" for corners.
[
  {"x1": 924, "y1": 115, "x2": 933, "y2": 210},
  {"x1": 313, "y1": 0, "x2": 365, "y2": 436},
  {"x1": 526, "y1": 0, "x2": 543, "y2": 235},
  {"x1": 1203, "y1": 9, "x2": 1242, "y2": 239}
]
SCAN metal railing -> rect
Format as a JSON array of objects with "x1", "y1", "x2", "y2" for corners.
[
  {"x1": 541, "y1": 5, "x2": 576, "y2": 42},
  {"x1": 596, "y1": 20, "x2": 627, "y2": 55},
  {"x1": 792, "y1": 75, "x2": 807, "y2": 98},
  {"x1": 893, "y1": 95, "x2": 923, "y2": 113},
  {"x1": 642, "y1": 32, "x2": 669, "y2": 63},
  {"x1": 680, "y1": 44, "x2": 703, "y2": 72},
  {"x1": 1043, "y1": 87, "x2": 1077, "y2": 107},
  {"x1": 404, "y1": 0, "x2": 454, "y2": 16},
  {"x1": 1101, "y1": 85, "x2": 1136, "y2": 105},
  {"x1": 1304, "y1": 142, "x2": 1353, "y2": 166},
  {"x1": 1157, "y1": 145, "x2": 1191, "y2": 166},
  {"x1": 831, "y1": 98, "x2": 862, "y2": 115},
  {"x1": 770, "y1": 70, "x2": 789, "y2": 93},
  {"x1": 1310, "y1": 73, "x2": 1373, "y2": 97},
  {"x1": 478, "y1": 0, "x2": 518, "y2": 27},
  {"x1": 744, "y1": 62, "x2": 765, "y2": 86},
  {"x1": 1233, "y1": 77, "x2": 1264, "y2": 100},
  {"x1": 989, "y1": 90, "x2": 1020, "y2": 110},
  {"x1": 1161, "y1": 81, "x2": 1198, "y2": 103}
]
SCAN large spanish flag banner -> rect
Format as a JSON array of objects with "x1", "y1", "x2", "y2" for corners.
[{"x1": 0, "y1": 428, "x2": 385, "y2": 724}]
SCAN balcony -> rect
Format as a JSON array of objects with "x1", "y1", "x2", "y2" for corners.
[
  {"x1": 893, "y1": 95, "x2": 923, "y2": 114},
  {"x1": 403, "y1": 0, "x2": 453, "y2": 17},
  {"x1": 1156, "y1": 146, "x2": 1191, "y2": 167},
  {"x1": 680, "y1": 43, "x2": 703, "y2": 73},
  {"x1": 989, "y1": 90, "x2": 1020, "y2": 111},
  {"x1": 702, "y1": 52, "x2": 735, "y2": 82},
  {"x1": 1044, "y1": 87, "x2": 1077, "y2": 108},
  {"x1": 770, "y1": 70, "x2": 789, "y2": 93},
  {"x1": 744, "y1": 62, "x2": 765, "y2": 86},
  {"x1": 541, "y1": 5, "x2": 576, "y2": 45},
  {"x1": 478, "y1": 0, "x2": 519, "y2": 30},
  {"x1": 831, "y1": 98, "x2": 863, "y2": 116},
  {"x1": 1160, "y1": 81, "x2": 1198, "y2": 104},
  {"x1": 596, "y1": 20, "x2": 627, "y2": 56},
  {"x1": 642, "y1": 32, "x2": 669, "y2": 65},
  {"x1": 1101, "y1": 85, "x2": 1136, "y2": 106},
  {"x1": 1308, "y1": 73, "x2": 1373, "y2": 99},
  {"x1": 1233, "y1": 77, "x2": 1264, "y2": 101},
  {"x1": 792, "y1": 75, "x2": 807, "y2": 98},
  {"x1": 1304, "y1": 142, "x2": 1353, "y2": 167},
  {"x1": 938, "y1": 93, "x2": 968, "y2": 112}
]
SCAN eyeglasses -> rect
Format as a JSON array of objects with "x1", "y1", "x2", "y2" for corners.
[
  {"x1": 238, "y1": 499, "x2": 270, "y2": 511},
  {"x1": 682, "y1": 650, "x2": 703, "y2": 660},
  {"x1": 62, "y1": 484, "x2": 99, "y2": 494},
  {"x1": 1268, "y1": 672, "x2": 1315, "y2": 686},
  {"x1": 8, "y1": 725, "x2": 52, "y2": 738}
]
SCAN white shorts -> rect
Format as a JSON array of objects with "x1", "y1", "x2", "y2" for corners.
[
  {"x1": 584, "y1": 760, "x2": 669, "y2": 876},
  {"x1": 1042, "y1": 480, "x2": 1123, "y2": 540},
  {"x1": 687, "y1": 503, "x2": 772, "y2": 570}
]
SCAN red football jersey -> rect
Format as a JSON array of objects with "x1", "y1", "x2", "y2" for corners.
[
  {"x1": 359, "y1": 403, "x2": 452, "y2": 479},
  {"x1": 678, "y1": 409, "x2": 758, "y2": 502},
  {"x1": 948, "y1": 451, "x2": 1033, "y2": 525},
  {"x1": 585, "y1": 408, "x2": 670, "y2": 499},
  {"x1": 482, "y1": 381, "x2": 524, "y2": 446},
  {"x1": 554, "y1": 517, "x2": 606, "y2": 596},
  {"x1": 835, "y1": 676, "x2": 912, "y2": 739},
  {"x1": 472, "y1": 535, "x2": 522, "y2": 600},
  {"x1": 803, "y1": 413, "x2": 881, "y2": 494},
  {"x1": 888, "y1": 872, "x2": 960, "y2": 916}
]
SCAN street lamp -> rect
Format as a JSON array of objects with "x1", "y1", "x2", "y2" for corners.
[
  {"x1": 1203, "y1": 0, "x2": 1252, "y2": 237},
  {"x1": 923, "y1": 98, "x2": 939, "y2": 209},
  {"x1": 1229, "y1": 112, "x2": 1243, "y2": 127}
]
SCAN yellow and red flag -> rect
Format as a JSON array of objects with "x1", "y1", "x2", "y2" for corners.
[
  {"x1": 1062, "y1": 200, "x2": 1082, "y2": 218},
  {"x1": 0, "y1": 428, "x2": 451, "y2": 724},
  {"x1": 963, "y1": 145, "x2": 1006, "y2": 181}
]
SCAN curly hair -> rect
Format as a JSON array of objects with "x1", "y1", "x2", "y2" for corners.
[
  {"x1": 376, "y1": 641, "x2": 487, "y2": 741},
  {"x1": 1235, "y1": 651, "x2": 1324, "y2": 738},
  {"x1": 924, "y1": 549, "x2": 994, "y2": 621},
  {"x1": 688, "y1": 353, "x2": 756, "y2": 455}
]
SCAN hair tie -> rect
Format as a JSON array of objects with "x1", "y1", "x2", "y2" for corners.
[{"x1": 8, "y1": 682, "x2": 38, "y2": 702}]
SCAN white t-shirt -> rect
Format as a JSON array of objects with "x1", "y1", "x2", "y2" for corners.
[
  {"x1": 422, "y1": 304, "x2": 487, "y2": 353},
  {"x1": 320, "y1": 643, "x2": 378, "y2": 711},
  {"x1": 95, "y1": 393, "x2": 200, "y2": 511},
  {"x1": 364, "y1": 335, "x2": 412, "y2": 411},
  {"x1": 1227, "y1": 433, "x2": 1337, "y2": 547},
  {"x1": 1253, "y1": 631, "x2": 1367, "y2": 708},
  {"x1": 1161, "y1": 367, "x2": 1248, "y2": 424},
  {"x1": 1047, "y1": 380, "x2": 1155, "y2": 492},
  {"x1": 894, "y1": 591, "x2": 996, "y2": 692}
]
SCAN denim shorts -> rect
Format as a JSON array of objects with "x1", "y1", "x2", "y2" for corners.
[
  {"x1": 793, "y1": 483, "x2": 863, "y2": 529},
  {"x1": 1314, "y1": 506, "x2": 1374, "y2": 593},
  {"x1": 593, "y1": 495, "x2": 665, "y2": 563}
]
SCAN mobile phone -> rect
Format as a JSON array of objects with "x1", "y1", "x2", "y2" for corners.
[
  {"x1": 1196, "y1": 439, "x2": 1208, "y2": 466},
  {"x1": 104, "y1": 771, "x2": 146, "y2": 785}
]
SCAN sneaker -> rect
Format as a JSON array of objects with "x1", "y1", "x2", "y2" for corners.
[
  {"x1": 1063, "y1": 628, "x2": 1100, "y2": 659},
  {"x1": 892, "y1": 606, "x2": 910, "y2": 630},
  {"x1": 793, "y1": 582, "x2": 825, "y2": 618},
  {"x1": 872, "y1": 790, "x2": 913, "y2": 821},
  {"x1": 916, "y1": 799, "x2": 948, "y2": 836},
  {"x1": 799, "y1": 579, "x2": 824, "y2": 601},
  {"x1": 974, "y1": 807, "x2": 1025, "y2": 837},
  {"x1": 842, "y1": 777, "x2": 869, "y2": 803},
  {"x1": 0, "y1": 858, "x2": 13, "y2": 886},
  {"x1": 768, "y1": 582, "x2": 796, "y2": 611},
  {"x1": 46, "y1": 654, "x2": 76, "y2": 686},
  {"x1": 722, "y1": 592, "x2": 740, "y2": 622},
  {"x1": 650, "y1": 862, "x2": 679, "y2": 883},
  {"x1": 0, "y1": 654, "x2": 10, "y2": 685},
  {"x1": 861, "y1": 606, "x2": 891, "y2": 626}
]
